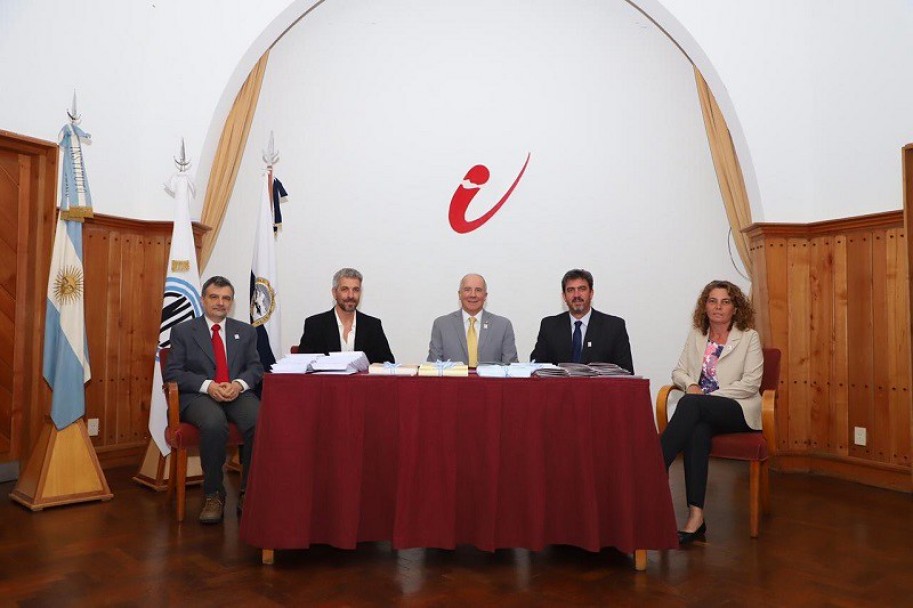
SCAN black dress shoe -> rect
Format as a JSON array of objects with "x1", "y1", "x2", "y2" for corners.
[{"x1": 677, "y1": 522, "x2": 706, "y2": 545}]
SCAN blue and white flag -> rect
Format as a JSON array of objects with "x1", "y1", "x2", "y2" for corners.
[
  {"x1": 148, "y1": 171, "x2": 202, "y2": 455},
  {"x1": 59, "y1": 122, "x2": 93, "y2": 213},
  {"x1": 250, "y1": 170, "x2": 283, "y2": 369},
  {"x1": 43, "y1": 122, "x2": 93, "y2": 430}
]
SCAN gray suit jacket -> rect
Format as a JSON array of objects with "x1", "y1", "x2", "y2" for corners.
[
  {"x1": 427, "y1": 309, "x2": 519, "y2": 364},
  {"x1": 165, "y1": 316, "x2": 264, "y2": 410}
]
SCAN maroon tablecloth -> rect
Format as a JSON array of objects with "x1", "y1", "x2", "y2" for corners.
[{"x1": 240, "y1": 374, "x2": 678, "y2": 554}]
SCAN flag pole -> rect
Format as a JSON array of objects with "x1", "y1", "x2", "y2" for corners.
[
  {"x1": 11, "y1": 94, "x2": 112, "y2": 510},
  {"x1": 134, "y1": 138, "x2": 210, "y2": 490}
]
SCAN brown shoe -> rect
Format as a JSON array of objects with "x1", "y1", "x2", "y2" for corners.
[{"x1": 199, "y1": 493, "x2": 225, "y2": 524}]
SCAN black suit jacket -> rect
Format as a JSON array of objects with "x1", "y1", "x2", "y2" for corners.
[
  {"x1": 529, "y1": 309, "x2": 634, "y2": 372},
  {"x1": 297, "y1": 309, "x2": 395, "y2": 364},
  {"x1": 165, "y1": 316, "x2": 264, "y2": 410}
]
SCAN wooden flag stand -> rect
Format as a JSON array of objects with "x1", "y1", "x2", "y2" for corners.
[
  {"x1": 132, "y1": 438, "x2": 240, "y2": 491},
  {"x1": 132, "y1": 438, "x2": 204, "y2": 491},
  {"x1": 10, "y1": 417, "x2": 113, "y2": 511}
]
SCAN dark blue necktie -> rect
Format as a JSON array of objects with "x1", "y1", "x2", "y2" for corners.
[{"x1": 572, "y1": 320, "x2": 583, "y2": 363}]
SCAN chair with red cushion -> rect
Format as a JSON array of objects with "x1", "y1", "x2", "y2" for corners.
[
  {"x1": 656, "y1": 348, "x2": 780, "y2": 538},
  {"x1": 158, "y1": 348, "x2": 245, "y2": 522}
]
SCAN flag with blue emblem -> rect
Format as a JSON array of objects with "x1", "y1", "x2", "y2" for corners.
[
  {"x1": 43, "y1": 118, "x2": 94, "y2": 430},
  {"x1": 148, "y1": 169, "x2": 202, "y2": 455},
  {"x1": 250, "y1": 170, "x2": 284, "y2": 370}
]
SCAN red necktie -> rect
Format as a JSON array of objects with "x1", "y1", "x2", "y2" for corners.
[{"x1": 212, "y1": 324, "x2": 230, "y2": 383}]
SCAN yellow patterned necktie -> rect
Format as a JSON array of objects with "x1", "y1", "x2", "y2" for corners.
[{"x1": 467, "y1": 317, "x2": 478, "y2": 367}]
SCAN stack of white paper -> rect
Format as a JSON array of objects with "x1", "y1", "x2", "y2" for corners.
[
  {"x1": 475, "y1": 364, "x2": 508, "y2": 378},
  {"x1": 508, "y1": 363, "x2": 559, "y2": 378},
  {"x1": 310, "y1": 351, "x2": 370, "y2": 374},
  {"x1": 477, "y1": 363, "x2": 561, "y2": 378},
  {"x1": 271, "y1": 353, "x2": 325, "y2": 374}
]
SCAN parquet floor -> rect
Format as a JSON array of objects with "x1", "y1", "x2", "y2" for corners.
[{"x1": 2, "y1": 460, "x2": 912, "y2": 607}]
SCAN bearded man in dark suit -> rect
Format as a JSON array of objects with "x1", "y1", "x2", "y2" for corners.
[
  {"x1": 297, "y1": 268, "x2": 394, "y2": 364},
  {"x1": 530, "y1": 268, "x2": 634, "y2": 372}
]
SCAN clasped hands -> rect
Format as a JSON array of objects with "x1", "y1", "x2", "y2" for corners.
[{"x1": 207, "y1": 380, "x2": 243, "y2": 402}]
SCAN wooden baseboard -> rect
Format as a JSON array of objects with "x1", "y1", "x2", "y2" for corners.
[
  {"x1": 774, "y1": 453, "x2": 912, "y2": 493},
  {"x1": 95, "y1": 443, "x2": 147, "y2": 470}
]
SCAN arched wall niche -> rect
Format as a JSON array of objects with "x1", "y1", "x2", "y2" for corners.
[
  {"x1": 197, "y1": 0, "x2": 762, "y2": 222},
  {"x1": 200, "y1": 0, "x2": 752, "y2": 386}
]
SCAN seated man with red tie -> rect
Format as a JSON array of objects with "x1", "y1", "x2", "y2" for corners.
[{"x1": 165, "y1": 276, "x2": 263, "y2": 524}]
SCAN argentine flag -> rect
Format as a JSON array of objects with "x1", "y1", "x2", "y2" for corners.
[
  {"x1": 148, "y1": 171, "x2": 202, "y2": 455},
  {"x1": 43, "y1": 120, "x2": 93, "y2": 430},
  {"x1": 43, "y1": 215, "x2": 91, "y2": 430}
]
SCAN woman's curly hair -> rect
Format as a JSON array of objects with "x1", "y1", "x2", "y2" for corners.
[{"x1": 691, "y1": 280, "x2": 754, "y2": 333}]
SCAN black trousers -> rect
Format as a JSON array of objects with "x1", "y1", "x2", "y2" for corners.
[
  {"x1": 181, "y1": 392, "x2": 260, "y2": 496},
  {"x1": 660, "y1": 394, "x2": 751, "y2": 509}
]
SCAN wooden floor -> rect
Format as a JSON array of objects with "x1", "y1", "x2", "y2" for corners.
[{"x1": 2, "y1": 460, "x2": 912, "y2": 607}]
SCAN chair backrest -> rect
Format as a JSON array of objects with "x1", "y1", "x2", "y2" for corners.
[
  {"x1": 760, "y1": 348, "x2": 781, "y2": 392},
  {"x1": 159, "y1": 347, "x2": 170, "y2": 376}
]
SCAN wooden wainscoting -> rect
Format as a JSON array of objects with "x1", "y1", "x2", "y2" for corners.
[
  {"x1": 746, "y1": 211, "x2": 912, "y2": 491},
  {"x1": 79, "y1": 214, "x2": 208, "y2": 468},
  {"x1": 0, "y1": 131, "x2": 57, "y2": 468}
]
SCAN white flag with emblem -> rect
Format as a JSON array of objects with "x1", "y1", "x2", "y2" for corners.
[
  {"x1": 148, "y1": 171, "x2": 201, "y2": 455},
  {"x1": 250, "y1": 170, "x2": 281, "y2": 368}
]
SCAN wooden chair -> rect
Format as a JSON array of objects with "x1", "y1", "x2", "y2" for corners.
[
  {"x1": 655, "y1": 348, "x2": 780, "y2": 538},
  {"x1": 158, "y1": 348, "x2": 245, "y2": 522}
]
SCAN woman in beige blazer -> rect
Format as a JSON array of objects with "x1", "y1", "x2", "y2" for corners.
[{"x1": 661, "y1": 280, "x2": 763, "y2": 544}]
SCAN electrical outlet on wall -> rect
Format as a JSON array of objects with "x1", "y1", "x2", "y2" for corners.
[
  {"x1": 87, "y1": 418, "x2": 99, "y2": 437},
  {"x1": 853, "y1": 426, "x2": 867, "y2": 446}
]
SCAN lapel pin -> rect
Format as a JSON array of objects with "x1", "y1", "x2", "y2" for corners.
[
  {"x1": 587, "y1": 341, "x2": 592, "y2": 347},
  {"x1": 483, "y1": 323, "x2": 489, "y2": 329},
  {"x1": 235, "y1": 334, "x2": 240, "y2": 340}
]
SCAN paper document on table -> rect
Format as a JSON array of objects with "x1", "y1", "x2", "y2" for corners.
[
  {"x1": 476, "y1": 363, "x2": 558, "y2": 378},
  {"x1": 271, "y1": 353, "x2": 325, "y2": 374},
  {"x1": 532, "y1": 362, "x2": 640, "y2": 378},
  {"x1": 368, "y1": 363, "x2": 420, "y2": 376},
  {"x1": 418, "y1": 361, "x2": 469, "y2": 377},
  {"x1": 311, "y1": 351, "x2": 370, "y2": 373},
  {"x1": 587, "y1": 362, "x2": 635, "y2": 376}
]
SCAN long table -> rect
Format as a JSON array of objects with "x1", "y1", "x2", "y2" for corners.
[{"x1": 239, "y1": 373, "x2": 678, "y2": 570}]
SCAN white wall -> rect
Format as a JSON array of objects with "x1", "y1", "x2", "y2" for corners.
[
  {"x1": 209, "y1": 0, "x2": 743, "y2": 387},
  {"x1": 0, "y1": 0, "x2": 290, "y2": 219},
  {"x1": 661, "y1": 0, "x2": 913, "y2": 221},
  {"x1": 4, "y1": 0, "x2": 913, "y2": 384},
  {"x1": 5, "y1": 1, "x2": 912, "y2": 226}
]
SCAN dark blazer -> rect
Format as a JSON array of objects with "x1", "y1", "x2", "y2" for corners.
[
  {"x1": 165, "y1": 316, "x2": 264, "y2": 410},
  {"x1": 297, "y1": 309, "x2": 395, "y2": 364},
  {"x1": 530, "y1": 309, "x2": 634, "y2": 372}
]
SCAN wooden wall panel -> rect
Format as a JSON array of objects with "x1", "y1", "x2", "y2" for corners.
[
  {"x1": 746, "y1": 211, "x2": 911, "y2": 491},
  {"x1": 787, "y1": 239, "x2": 810, "y2": 451},
  {"x1": 74, "y1": 215, "x2": 207, "y2": 467},
  {"x1": 0, "y1": 132, "x2": 57, "y2": 466},
  {"x1": 872, "y1": 230, "x2": 891, "y2": 463},
  {"x1": 846, "y1": 233, "x2": 875, "y2": 461},
  {"x1": 762, "y1": 238, "x2": 791, "y2": 452},
  {"x1": 886, "y1": 228, "x2": 911, "y2": 466},
  {"x1": 808, "y1": 236, "x2": 833, "y2": 451},
  {"x1": 832, "y1": 236, "x2": 850, "y2": 456}
]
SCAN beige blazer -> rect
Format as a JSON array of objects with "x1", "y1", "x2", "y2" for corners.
[{"x1": 671, "y1": 326, "x2": 763, "y2": 430}]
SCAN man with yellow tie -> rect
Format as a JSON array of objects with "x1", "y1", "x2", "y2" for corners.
[{"x1": 427, "y1": 273, "x2": 519, "y2": 365}]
